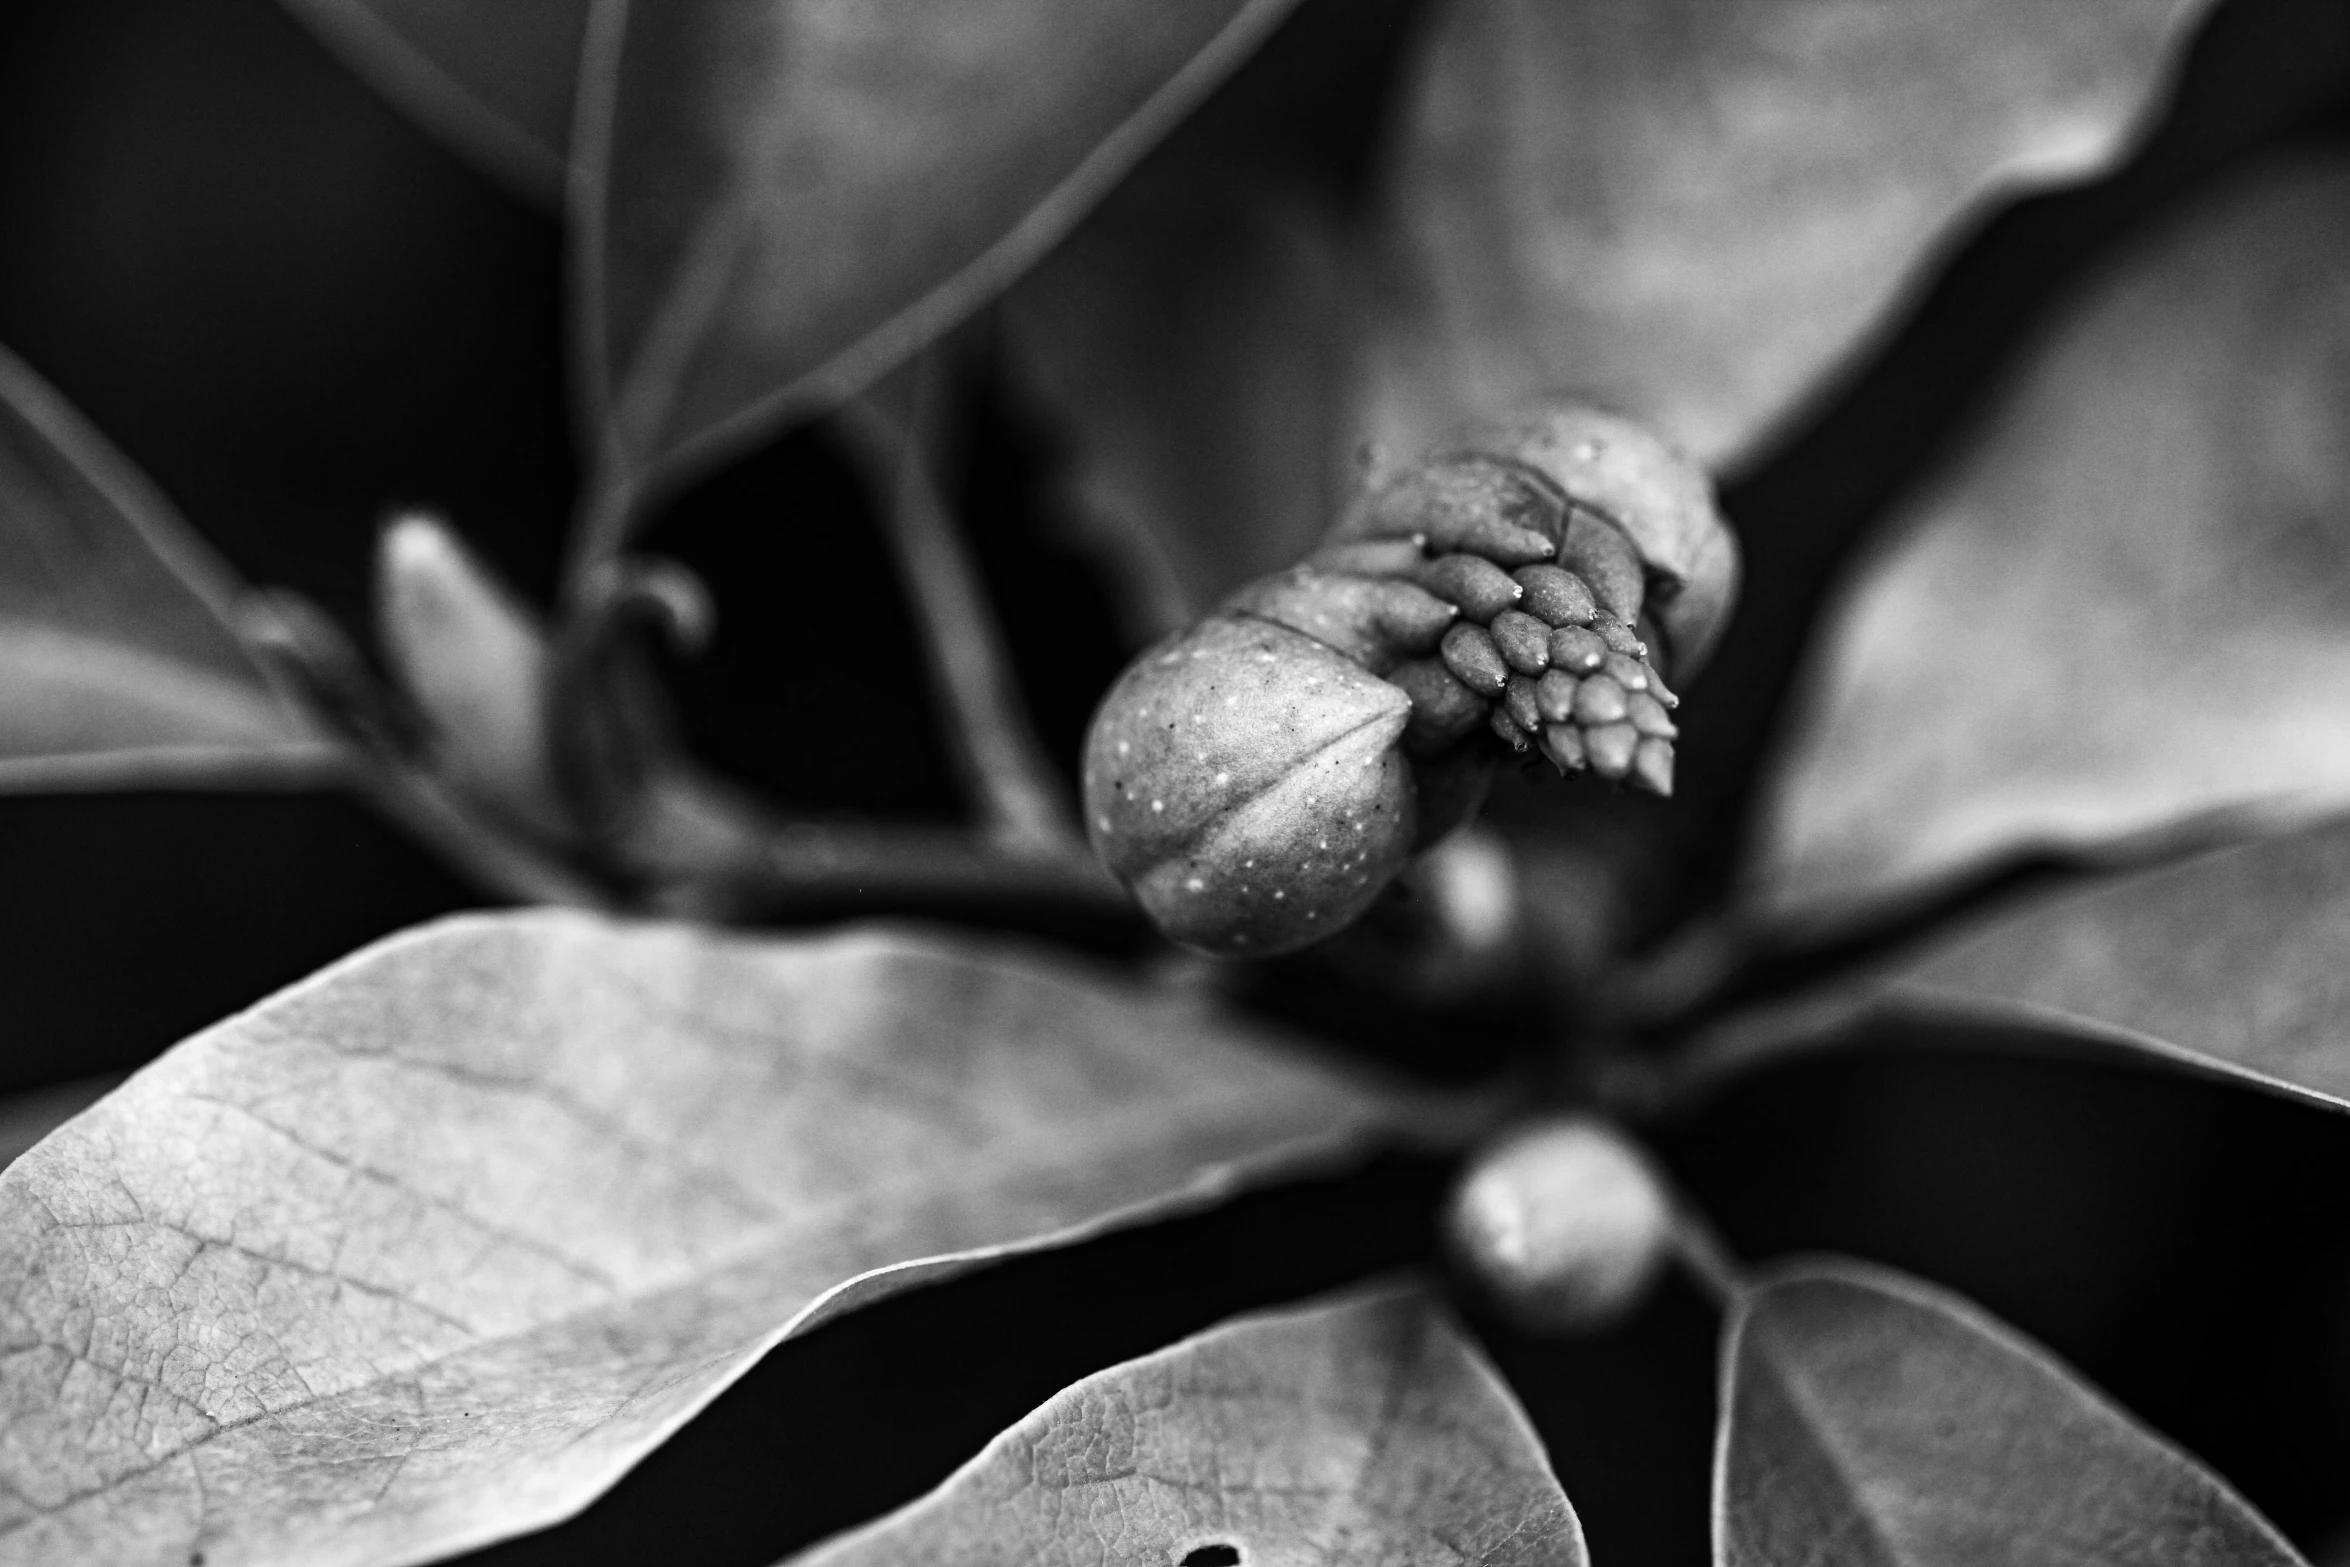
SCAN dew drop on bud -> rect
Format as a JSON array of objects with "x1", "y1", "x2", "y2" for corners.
[{"x1": 1446, "y1": 1116, "x2": 1672, "y2": 1334}]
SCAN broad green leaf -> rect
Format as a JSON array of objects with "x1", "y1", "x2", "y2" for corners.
[
  {"x1": 0, "y1": 343, "x2": 337, "y2": 792},
  {"x1": 797, "y1": 1282, "x2": 1584, "y2": 1566},
  {"x1": 1001, "y1": 154, "x2": 1359, "y2": 638},
  {"x1": 0, "y1": 910, "x2": 1397, "y2": 1566},
  {"x1": 577, "y1": 0, "x2": 1302, "y2": 510},
  {"x1": 1749, "y1": 156, "x2": 2350, "y2": 931},
  {"x1": 280, "y1": 0, "x2": 590, "y2": 205},
  {"x1": 1365, "y1": 0, "x2": 2209, "y2": 470},
  {"x1": 1719, "y1": 1260, "x2": 2302, "y2": 1566},
  {"x1": 1711, "y1": 813, "x2": 2350, "y2": 1117}
]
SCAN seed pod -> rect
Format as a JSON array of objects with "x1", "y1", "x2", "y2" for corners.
[
  {"x1": 1540, "y1": 724, "x2": 1586, "y2": 773},
  {"x1": 1447, "y1": 1116, "x2": 1674, "y2": 1334},
  {"x1": 1489, "y1": 704, "x2": 1530, "y2": 750},
  {"x1": 1489, "y1": 609, "x2": 1552, "y2": 675},
  {"x1": 1440, "y1": 622, "x2": 1511, "y2": 697},
  {"x1": 1514, "y1": 564, "x2": 1596, "y2": 627},
  {"x1": 1083, "y1": 615, "x2": 1415, "y2": 955}
]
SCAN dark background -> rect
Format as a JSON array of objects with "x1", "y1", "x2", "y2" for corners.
[{"x1": 4, "y1": 3, "x2": 2350, "y2": 1563}]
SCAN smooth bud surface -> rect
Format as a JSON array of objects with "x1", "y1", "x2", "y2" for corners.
[{"x1": 1448, "y1": 1116, "x2": 1673, "y2": 1334}]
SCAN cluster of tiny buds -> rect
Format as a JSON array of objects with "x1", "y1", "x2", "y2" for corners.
[{"x1": 1238, "y1": 452, "x2": 1680, "y2": 795}]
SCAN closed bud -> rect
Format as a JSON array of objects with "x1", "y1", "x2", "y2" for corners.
[
  {"x1": 375, "y1": 513, "x2": 567, "y2": 837},
  {"x1": 1447, "y1": 1116, "x2": 1673, "y2": 1334},
  {"x1": 1083, "y1": 615, "x2": 1415, "y2": 956}
]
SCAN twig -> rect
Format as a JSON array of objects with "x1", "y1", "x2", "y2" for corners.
[
  {"x1": 1664, "y1": 1184, "x2": 1748, "y2": 1311},
  {"x1": 840, "y1": 356, "x2": 1083, "y2": 857}
]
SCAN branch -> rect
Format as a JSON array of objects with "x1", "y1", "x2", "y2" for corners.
[{"x1": 840, "y1": 357, "x2": 1083, "y2": 857}]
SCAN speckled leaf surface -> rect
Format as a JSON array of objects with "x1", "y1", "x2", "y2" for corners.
[
  {"x1": 0, "y1": 342, "x2": 335, "y2": 792},
  {"x1": 1749, "y1": 157, "x2": 2350, "y2": 931},
  {"x1": 1366, "y1": 0, "x2": 2208, "y2": 470},
  {"x1": 0, "y1": 910, "x2": 1396, "y2": 1567},
  {"x1": 578, "y1": 0, "x2": 1301, "y2": 499},
  {"x1": 796, "y1": 1283, "x2": 1584, "y2": 1567},
  {"x1": 1002, "y1": 155, "x2": 1357, "y2": 638},
  {"x1": 279, "y1": 0, "x2": 590, "y2": 204},
  {"x1": 1719, "y1": 1261, "x2": 2302, "y2": 1567}
]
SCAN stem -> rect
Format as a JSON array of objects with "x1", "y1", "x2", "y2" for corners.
[
  {"x1": 841, "y1": 357, "x2": 1081, "y2": 857},
  {"x1": 564, "y1": 452, "x2": 641, "y2": 599},
  {"x1": 1664, "y1": 1187, "x2": 1748, "y2": 1311}
]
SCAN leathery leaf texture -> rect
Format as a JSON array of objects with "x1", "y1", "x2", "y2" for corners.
[
  {"x1": 1085, "y1": 400, "x2": 1737, "y2": 955},
  {"x1": 0, "y1": 909, "x2": 1398, "y2": 1567},
  {"x1": 795, "y1": 1282, "x2": 1585, "y2": 1567}
]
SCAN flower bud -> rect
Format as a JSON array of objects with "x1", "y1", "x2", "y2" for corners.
[
  {"x1": 1082, "y1": 399, "x2": 1737, "y2": 955},
  {"x1": 1447, "y1": 1116, "x2": 1673, "y2": 1334},
  {"x1": 1083, "y1": 615, "x2": 1416, "y2": 955}
]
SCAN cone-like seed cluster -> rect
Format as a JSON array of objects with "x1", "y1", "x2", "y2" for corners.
[
  {"x1": 1244, "y1": 454, "x2": 1680, "y2": 795},
  {"x1": 1082, "y1": 403, "x2": 1732, "y2": 956}
]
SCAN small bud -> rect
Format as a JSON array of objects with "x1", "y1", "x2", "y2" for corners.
[
  {"x1": 375, "y1": 513, "x2": 567, "y2": 836},
  {"x1": 1488, "y1": 609, "x2": 1552, "y2": 675},
  {"x1": 1540, "y1": 723, "x2": 1586, "y2": 773},
  {"x1": 1626, "y1": 691, "x2": 1677, "y2": 739},
  {"x1": 1633, "y1": 736, "x2": 1675, "y2": 796},
  {"x1": 1411, "y1": 554, "x2": 1524, "y2": 622},
  {"x1": 1585, "y1": 722, "x2": 1639, "y2": 780},
  {"x1": 1534, "y1": 669, "x2": 1580, "y2": 724},
  {"x1": 1502, "y1": 673, "x2": 1544, "y2": 735},
  {"x1": 1549, "y1": 626, "x2": 1608, "y2": 673},
  {"x1": 1489, "y1": 704, "x2": 1530, "y2": 751},
  {"x1": 1355, "y1": 457, "x2": 1561, "y2": 566},
  {"x1": 1224, "y1": 569, "x2": 1456, "y2": 673},
  {"x1": 1513, "y1": 564, "x2": 1597, "y2": 628},
  {"x1": 1571, "y1": 675, "x2": 1630, "y2": 726},
  {"x1": 1390, "y1": 657, "x2": 1489, "y2": 755},
  {"x1": 1557, "y1": 506, "x2": 1645, "y2": 625},
  {"x1": 1592, "y1": 614, "x2": 1646, "y2": 659},
  {"x1": 1308, "y1": 538, "x2": 1426, "y2": 577},
  {"x1": 1599, "y1": 652, "x2": 1649, "y2": 691},
  {"x1": 1439, "y1": 622, "x2": 1511, "y2": 697},
  {"x1": 1447, "y1": 1116, "x2": 1673, "y2": 1334}
]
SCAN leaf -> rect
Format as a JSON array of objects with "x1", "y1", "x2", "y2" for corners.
[
  {"x1": 795, "y1": 1282, "x2": 1584, "y2": 1566},
  {"x1": 1722, "y1": 812, "x2": 2350, "y2": 1119},
  {"x1": 1718, "y1": 1259, "x2": 2303, "y2": 1566},
  {"x1": 1364, "y1": 0, "x2": 2210, "y2": 470},
  {"x1": 1000, "y1": 152, "x2": 1359, "y2": 638},
  {"x1": 1747, "y1": 155, "x2": 2350, "y2": 931},
  {"x1": 0, "y1": 342, "x2": 337, "y2": 792},
  {"x1": 0, "y1": 909, "x2": 1399, "y2": 1566},
  {"x1": 575, "y1": 0, "x2": 1303, "y2": 517},
  {"x1": 279, "y1": 0, "x2": 591, "y2": 205}
]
